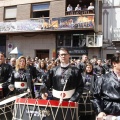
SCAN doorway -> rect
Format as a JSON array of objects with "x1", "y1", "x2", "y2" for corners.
[
  {"x1": 36, "y1": 50, "x2": 49, "y2": 59},
  {"x1": 0, "y1": 35, "x2": 6, "y2": 54},
  {"x1": 106, "y1": 54, "x2": 114, "y2": 60}
]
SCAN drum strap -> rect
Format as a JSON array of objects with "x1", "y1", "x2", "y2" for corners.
[
  {"x1": 90, "y1": 75, "x2": 94, "y2": 92},
  {"x1": 25, "y1": 69, "x2": 32, "y2": 90},
  {"x1": 59, "y1": 67, "x2": 72, "y2": 102},
  {"x1": 82, "y1": 74, "x2": 94, "y2": 93}
]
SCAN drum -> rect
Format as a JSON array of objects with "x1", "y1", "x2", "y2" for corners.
[
  {"x1": 0, "y1": 92, "x2": 28, "y2": 120},
  {"x1": 79, "y1": 92, "x2": 94, "y2": 115},
  {"x1": 13, "y1": 98, "x2": 78, "y2": 120}
]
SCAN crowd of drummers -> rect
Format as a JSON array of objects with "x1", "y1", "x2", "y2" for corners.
[{"x1": 0, "y1": 50, "x2": 115, "y2": 120}]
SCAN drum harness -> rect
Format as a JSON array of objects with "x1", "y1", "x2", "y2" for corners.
[
  {"x1": 53, "y1": 66, "x2": 76, "y2": 120},
  {"x1": 80, "y1": 74, "x2": 94, "y2": 115}
]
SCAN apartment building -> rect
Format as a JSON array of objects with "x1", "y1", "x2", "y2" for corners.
[
  {"x1": 0, "y1": 0, "x2": 102, "y2": 59},
  {"x1": 102, "y1": 0, "x2": 120, "y2": 59}
]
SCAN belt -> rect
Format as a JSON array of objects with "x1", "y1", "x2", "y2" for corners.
[
  {"x1": 15, "y1": 82, "x2": 27, "y2": 89},
  {"x1": 0, "y1": 83, "x2": 2, "y2": 88},
  {"x1": 0, "y1": 83, "x2": 3, "y2": 90},
  {"x1": 52, "y1": 89, "x2": 75, "y2": 99},
  {"x1": 34, "y1": 83, "x2": 44, "y2": 86}
]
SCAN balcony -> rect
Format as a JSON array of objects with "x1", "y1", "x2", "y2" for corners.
[
  {"x1": 0, "y1": 14, "x2": 95, "y2": 33},
  {"x1": 66, "y1": 10, "x2": 94, "y2": 16}
]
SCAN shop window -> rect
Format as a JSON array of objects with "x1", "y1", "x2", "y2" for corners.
[
  {"x1": 4, "y1": 6, "x2": 17, "y2": 20},
  {"x1": 32, "y1": 3, "x2": 50, "y2": 18},
  {"x1": 73, "y1": 35, "x2": 79, "y2": 47},
  {"x1": 65, "y1": 35, "x2": 71, "y2": 46},
  {"x1": 57, "y1": 35, "x2": 64, "y2": 46}
]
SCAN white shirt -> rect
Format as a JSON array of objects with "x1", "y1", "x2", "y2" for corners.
[
  {"x1": 75, "y1": 7, "x2": 81, "y2": 11},
  {"x1": 88, "y1": 6, "x2": 94, "y2": 10},
  {"x1": 67, "y1": 6, "x2": 73, "y2": 11},
  {"x1": 61, "y1": 63, "x2": 69, "y2": 68}
]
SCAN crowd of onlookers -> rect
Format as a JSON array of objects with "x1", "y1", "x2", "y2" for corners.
[
  {"x1": 7, "y1": 54, "x2": 111, "y2": 79},
  {"x1": 67, "y1": 2, "x2": 94, "y2": 12}
]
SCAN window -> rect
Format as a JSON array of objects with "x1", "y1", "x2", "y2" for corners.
[
  {"x1": 65, "y1": 35, "x2": 71, "y2": 46},
  {"x1": 4, "y1": 6, "x2": 17, "y2": 19},
  {"x1": 32, "y1": 3, "x2": 50, "y2": 18},
  {"x1": 57, "y1": 35, "x2": 64, "y2": 46},
  {"x1": 73, "y1": 35, "x2": 79, "y2": 47},
  {"x1": 57, "y1": 34, "x2": 86, "y2": 47}
]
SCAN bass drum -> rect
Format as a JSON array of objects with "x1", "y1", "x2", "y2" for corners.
[
  {"x1": 0, "y1": 98, "x2": 14, "y2": 120},
  {"x1": 0, "y1": 92, "x2": 28, "y2": 120}
]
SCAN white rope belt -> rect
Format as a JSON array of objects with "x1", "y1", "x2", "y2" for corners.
[
  {"x1": 0, "y1": 83, "x2": 3, "y2": 88},
  {"x1": 15, "y1": 82, "x2": 27, "y2": 89},
  {"x1": 52, "y1": 89, "x2": 75, "y2": 99},
  {"x1": 34, "y1": 83, "x2": 44, "y2": 86}
]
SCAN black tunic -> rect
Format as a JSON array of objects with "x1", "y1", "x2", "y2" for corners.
[
  {"x1": 10, "y1": 69, "x2": 32, "y2": 94},
  {"x1": 92, "y1": 71, "x2": 120, "y2": 115},
  {"x1": 43, "y1": 65, "x2": 84, "y2": 102},
  {"x1": 0, "y1": 63, "x2": 12, "y2": 97}
]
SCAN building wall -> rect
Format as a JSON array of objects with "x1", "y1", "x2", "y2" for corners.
[
  {"x1": 88, "y1": 48, "x2": 100, "y2": 59},
  {"x1": 0, "y1": 7, "x2": 4, "y2": 22},
  {"x1": 102, "y1": 0, "x2": 120, "y2": 58},
  {"x1": 95, "y1": 0, "x2": 102, "y2": 33},
  {"x1": 6, "y1": 33, "x2": 56, "y2": 58},
  {"x1": 0, "y1": 0, "x2": 52, "y2": 7},
  {"x1": 50, "y1": 0, "x2": 66, "y2": 18},
  {"x1": 17, "y1": 4, "x2": 31, "y2": 20}
]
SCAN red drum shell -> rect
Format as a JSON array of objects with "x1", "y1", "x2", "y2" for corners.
[{"x1": 15, "y1": 98, "x2": 78, "y2": 108}]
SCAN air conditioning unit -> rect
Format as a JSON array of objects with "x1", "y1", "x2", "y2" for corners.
[{"x1": 86, "y1": 35, "x2": 103, "y2": 47}]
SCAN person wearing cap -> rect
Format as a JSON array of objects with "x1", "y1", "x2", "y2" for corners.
[{"x1": 92, "y1": 54, "x2": 120, "y2": 120}]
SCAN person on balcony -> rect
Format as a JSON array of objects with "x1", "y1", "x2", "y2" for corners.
[
  {"x1": 83, "y1": 5, "x2": 87, "y2": 10},
  {"x1": 75, "y1": 4, "x2": 81, "y2": 11},
  {"x1": 67, "y1": 4, "x2": 73, "y2": 12},
  {"x1": 88, "y1": 2, "x2": 94, "y2": 10}
]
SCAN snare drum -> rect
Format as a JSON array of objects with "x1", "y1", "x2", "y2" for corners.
[
  {"x1": 79, "y1": 92, "x2": 94, "y2": 115},
  {"x1": 13, "y1": 98, "x2": 79, "y2": 120}
]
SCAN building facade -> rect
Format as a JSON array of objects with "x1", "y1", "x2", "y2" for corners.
[
  {"x1": 102, "y1": 0, "x2": 120, "y2": 59},
  {"x1": 0, "y1": 0, "x2": 102, "y2": 59}
]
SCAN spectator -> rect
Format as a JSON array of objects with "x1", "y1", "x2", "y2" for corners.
[
  {"x1": 67, "y1": 4, "x2": 73, "y2": 11},
  {"x1": 93, "y1": 58, "x2": 105, "y2": 77},
  {"x1": 83, "y1": 5, "x2": 87, "y2": 10},
  {"x1": 88, "y1": 2, "x2": 94, "y2": 10},
  {"x1": 10, "y1": 57, "x2": 16, "y2": 70},
  {"x1": 76, "y1": 54, "x2": 88, "y2": 73},
  {"x1": 75, "y1": 4, "x2": 81, "y2": 11},
  {"x1": 79, "y1": 63, "x2": 97, "y2": 120}
]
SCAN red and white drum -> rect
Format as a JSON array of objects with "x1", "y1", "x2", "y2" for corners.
[{"x1": 13, "y1": 98, "x2": 79, "y2": 120}]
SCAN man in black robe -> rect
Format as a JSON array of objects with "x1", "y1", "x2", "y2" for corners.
[{"x1": 92, "y1": 54, "x2": 120, "y2": 119}]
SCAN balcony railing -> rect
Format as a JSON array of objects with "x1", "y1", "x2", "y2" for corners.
[{"x1": 66, "y1": 10, "x2": 94, "y2": 16}]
